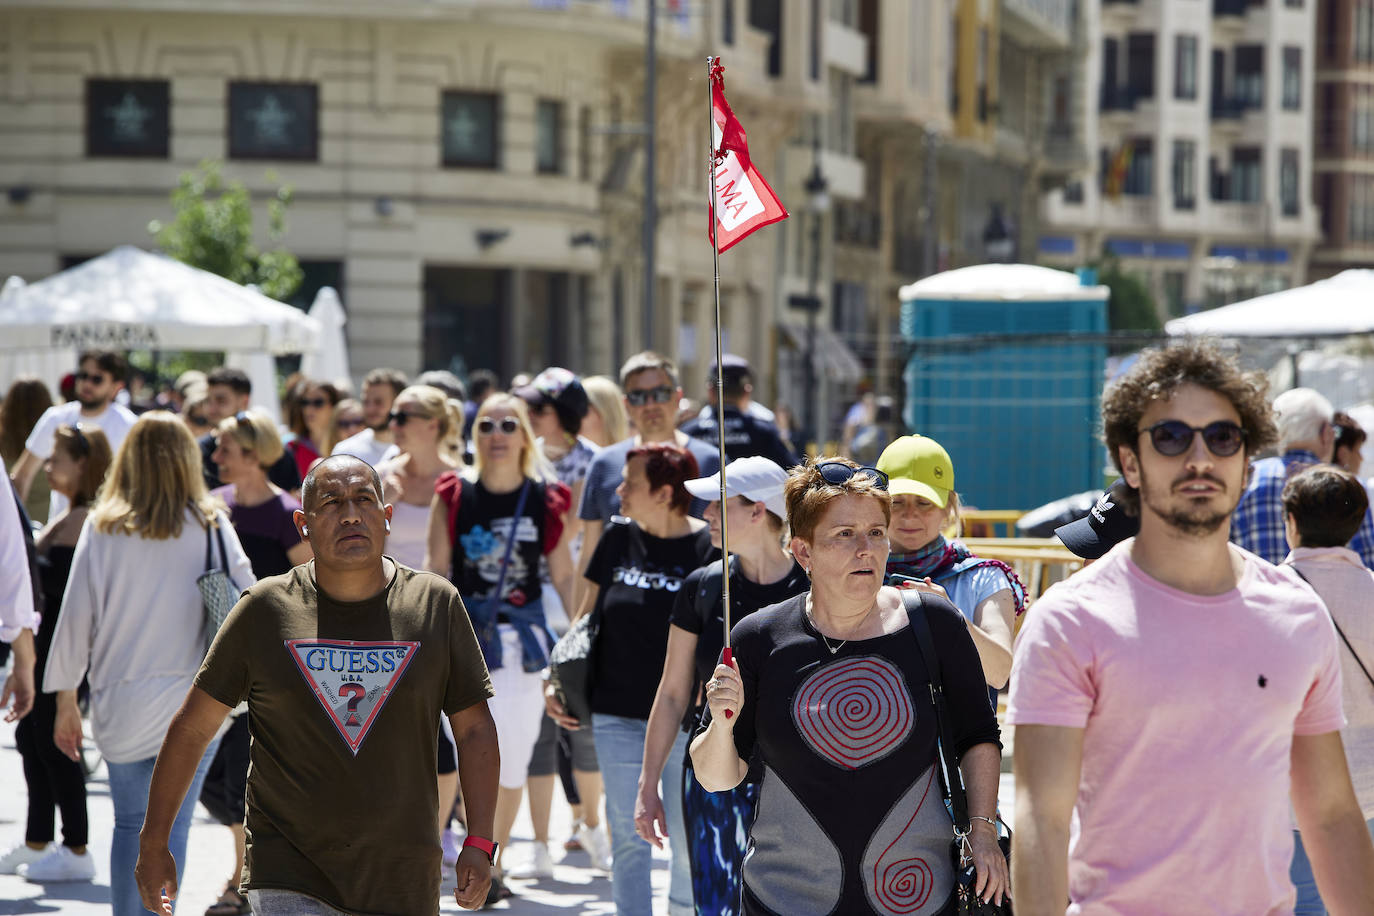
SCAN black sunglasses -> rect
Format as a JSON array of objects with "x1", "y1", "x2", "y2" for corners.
[
  {"x1": 187, "y1": 414, "x2": 210, "y2": 428},
  {"x1": 1138, "y1": 420, "x2": 1246, "y2": 458},
  {"x1": 337, "y1": 416, "x2": 365, "y2": 429},
  {"x1": 476, "y1": 416, "x2": 521, "y2": 436},
  {"x1": 68, "y1": 422, "x2": 91, "y2": 456},
  {"x1": 388, "y1": 410, "x2": 425, "y2": 426},
  {"x1": 625, "y1": 385, "x2": 675, "y2": 407},
  {"x1": 74, "y1": 371, "x2": 108, "y2": 384},
  {"x1": 232, "y1": 411, "x2": 258, "y2": 442},
  {"x1": 814, "y1": 461, "x2": 889, "y2": 490},
  {"x1": 300, "y1": 397, "x2": 330, "y2": 409}
]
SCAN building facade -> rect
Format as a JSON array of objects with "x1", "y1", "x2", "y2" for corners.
[
  {"x1": 1310, "y1": 0, "x2": 1374, "y2": 279},
  {"x1": 1037, "y1": 0, "x2": 1320, "y2": 318},
  {"x1": 0, "y1": 0, "x2": 1083, "y2": 441}
]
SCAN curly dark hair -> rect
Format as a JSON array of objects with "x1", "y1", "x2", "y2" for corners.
[{"x1": 1101, "y1": 340, "x2": 1278, "y2": 477}]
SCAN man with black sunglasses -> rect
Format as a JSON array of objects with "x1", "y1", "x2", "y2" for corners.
[
  {"x1": 1009, "y1": 341, "x2": 1374, "y2": 915},
  {"x1": 574, "y1": 352, "x2": 719, "y2": 609},
  {"x1": 1231, "y1": 386, "x2": 1374, "y2": 570},
  {"x1": 10, "y1": 349, "x2": 136, "y2": 521}
]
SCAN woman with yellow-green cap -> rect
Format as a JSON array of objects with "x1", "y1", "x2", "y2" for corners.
[{"x1": 876, "y1": 435, "x2": 1023, "y2": 696}]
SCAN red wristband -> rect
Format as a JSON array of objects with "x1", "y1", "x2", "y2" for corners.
[{"x1": 462, "y1": 835, "x2": 498, "y2": 861}]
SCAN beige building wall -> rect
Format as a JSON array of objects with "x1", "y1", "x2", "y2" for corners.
[{"x1": 0, "y1": 2, "x2": 795, "y2": 389}]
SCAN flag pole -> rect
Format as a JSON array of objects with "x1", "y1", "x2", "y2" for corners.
[{"x1": 706, "y1": 56, "x2": 734, "y2": 714}]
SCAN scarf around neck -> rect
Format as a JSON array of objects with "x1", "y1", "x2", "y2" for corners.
[{"x1": 887, "y1": 535, "x2": 1027, "y2": 616}]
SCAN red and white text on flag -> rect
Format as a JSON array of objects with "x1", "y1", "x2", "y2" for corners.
[{"x1": 709, "y1": 80, "x2": 788, "y2": 253}]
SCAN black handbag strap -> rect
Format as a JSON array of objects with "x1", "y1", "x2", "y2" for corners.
[
  {"x1": 1291, "y1": 565, "x2": 1374, "y2": 690},
  {"x1": 484, "y1": 478, "x2": 532, "y2": 614},
  {"x1": 902, "y1": 589, "x2": 971, "y2": 830}
]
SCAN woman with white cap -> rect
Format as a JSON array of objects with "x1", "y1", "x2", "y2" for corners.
[
  {"x1": 634, "y1": 456, "x2": 808, "y2": 916},
  {"x1": 876, "y1": 435, "x2": 1022, "y2": 695}
]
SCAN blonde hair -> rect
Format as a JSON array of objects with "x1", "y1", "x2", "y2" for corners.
[
  {"x1": 471, "y1": 393, "x2": 552, "y2": 482},
  {"x1": 91, "y1": 411, "x2": 221, "y2": 539},
  {"x1": 583, "y1": 375, "x2": 628, "y2": 444},
  {"x1": 394, "y1": 384, "x2": 466, "y2": 456},
  {"x1": 216, "y1": 408, "x2": 285, "y2": 468}
]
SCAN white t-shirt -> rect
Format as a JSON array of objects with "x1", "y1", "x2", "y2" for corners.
[
  {"x1": 25, "y1": 400, "x2": 138, "y2": 518},
  {"x1": 1008, "y1": 541, "x2": 1345, "y2": 916},
  {"x1": 331, "y1": 428, "x2": 394, "y2": 467}
]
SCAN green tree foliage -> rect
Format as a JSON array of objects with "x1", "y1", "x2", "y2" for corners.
[
  {"x1": 148, "y1": 160, "x2": 303, "y2": 302},
  {"x1": 1091, "y1": 251, "x2": 1162, "y2": 332}
]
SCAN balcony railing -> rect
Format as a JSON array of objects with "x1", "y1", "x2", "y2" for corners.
[
  {"x1": 1002, "y1": 0, "x2": 1074, "y2": 48},
  {"x1": 1100, "y1": 85, "x2": 1139, "y2": 112},
  {"x1": 1210, "y1": 96, "x2": 1246, "y2": 120}
]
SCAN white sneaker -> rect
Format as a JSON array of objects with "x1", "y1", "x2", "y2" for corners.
[
  {"x1": 509, "y1": 842, "x2": 555, "y2": 879},
  {"x1": 577, "y1": 822, "x2": 612, "y2": 873},
  {"x1": 0, "y1": 842, "x2": 50, "y2": 875},
  {"x1": 441, "y1": 827, "x2": 461, "y2": 867},
  {"x1": 18, "y1": 845, "x2": 96, "y2": 882}
]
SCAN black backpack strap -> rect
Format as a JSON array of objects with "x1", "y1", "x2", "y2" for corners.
[{"x1": 902, "y1": 589, "x2": 971, "y2": 831}]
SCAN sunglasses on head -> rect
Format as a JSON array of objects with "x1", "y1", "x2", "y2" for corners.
[
  {"x1": 1138, "y1": 420, "x2": 1246, "y2": 458},
  {"x1": 814, "y1": 461, "x2": 889, "y2": 490},
  {"x1": 300, "y1": 397, "x2": 330, "y2": 409},
  {"x1": 476, "y1": 416, "x2": 521, "y2": 436},
  {"x1": 68, "y1": 423, "x2": 91, "y2": 456},
  {"x1": 233, "y1": 411, "x2": 258, "y2": 442},
  {"x1": 74, "y1": 371, "x2": 107, "y2": 384},
  {"x1": 388, "y1": 410, "x2": 425, "y2": 426},
  {"x1": 625, "y1": 385, "x2": 675, "y2": 407}
]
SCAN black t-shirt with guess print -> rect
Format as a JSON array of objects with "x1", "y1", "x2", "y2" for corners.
[{"x1": 585, "y1": 518, "x2": 717, "y2": 719}]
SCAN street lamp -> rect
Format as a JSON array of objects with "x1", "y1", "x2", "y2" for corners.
[{"x1": 803, "y1": 141, "x2": 829, "y2": 448}]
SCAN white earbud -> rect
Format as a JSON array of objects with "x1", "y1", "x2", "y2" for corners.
[
  {"x1": 301, "y1": 526, "x2": 309, "y2": 536},
  {"x1": 385, "y1": 519, "x2": 391, "y2": 533}
]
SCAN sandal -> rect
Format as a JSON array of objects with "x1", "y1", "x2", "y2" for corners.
[
  {"x1": 205, "y1": 888, "x2": 251, "y2": 916},
  {"x1": 482, "y1": 874, "x2": 515, "y2": 908}
]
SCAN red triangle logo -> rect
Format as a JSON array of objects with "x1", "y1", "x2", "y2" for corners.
[{"x1": 285, "y1": 639, "x2": 420, "y2": 756}]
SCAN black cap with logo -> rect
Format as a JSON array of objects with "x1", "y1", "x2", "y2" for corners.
[{"x1": 1054, "y1": 479, "x2": 1140, "y2": 560}]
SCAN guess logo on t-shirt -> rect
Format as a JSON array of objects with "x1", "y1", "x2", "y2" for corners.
[
  {"x1": 612, "y1": 565, "x2": 685, "y2": 592},
  {"x1": 286, "y1": 639, "x2": 419, "y2": 755}
]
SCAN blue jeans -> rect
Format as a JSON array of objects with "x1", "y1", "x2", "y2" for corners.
[
  {"x1": 593, "y1": 713, "x2": 692, "y2": 916},
  {"x1": 105, "y1": 739, "x2": 219, "y2": 916},
  {"x1": 1290, "y1": 817, "x2": 1374, "y2": 914}
]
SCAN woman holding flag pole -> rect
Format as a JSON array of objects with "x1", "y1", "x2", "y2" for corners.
[{"x1": 687, "y1": 59, "x2": 1008, "y2": 915}]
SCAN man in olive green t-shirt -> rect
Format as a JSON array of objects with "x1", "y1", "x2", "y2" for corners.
[{"x1": 135, "y1": 456, "x2": 501, "y2": 914}]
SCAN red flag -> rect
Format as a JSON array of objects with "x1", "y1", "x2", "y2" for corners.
[{"x1": 709, "y1": 63, "x2": 788, "y2": 253}]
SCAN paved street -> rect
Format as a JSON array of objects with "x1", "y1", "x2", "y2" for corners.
[{"x1": 0, "y1": 715, "x2": 1016, "y2": 915}]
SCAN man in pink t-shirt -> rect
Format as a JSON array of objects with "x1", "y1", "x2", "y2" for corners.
[{"x1": 1008, "y1": 341, "x2": 1374, "y2": 915}]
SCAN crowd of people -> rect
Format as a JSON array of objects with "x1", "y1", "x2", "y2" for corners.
[{"x1": 0, "y1": 339, "x2": 1371, "y2": 916}]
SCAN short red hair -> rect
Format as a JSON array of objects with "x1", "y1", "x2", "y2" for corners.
[{"x1": 627, "y1": 442, "x2": 699, "y2": 514}]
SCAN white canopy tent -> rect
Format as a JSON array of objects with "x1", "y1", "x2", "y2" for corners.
[
  {"x1": 1165, "y1": 270, "x2": 1374, "y2": 337},
  {"x1": 0, "y1": 246, "x2": 321, "y2": 420},
  {"x1": 299, "y1": 286, "x2": 350, "y2": 388}
]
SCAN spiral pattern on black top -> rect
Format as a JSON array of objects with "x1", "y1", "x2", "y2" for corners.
[{"x1": 792, "y1": 656, "x2": 914, "y2": 770}]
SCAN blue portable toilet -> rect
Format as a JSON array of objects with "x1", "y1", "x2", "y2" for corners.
[{"x1": 899, "y1": 265, "x2": 1109, "y2": 511}]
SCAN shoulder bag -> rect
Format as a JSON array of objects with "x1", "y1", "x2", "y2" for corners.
[
  {"x1": 903, "y1": 589, "x2": 1013, "y2": 916},
  {"x1": 198, "y1": 511, "x2": 241, "y2": 656},
  {"x1": 548, "y1": 518, "x2": 640, "y2": 725}
]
